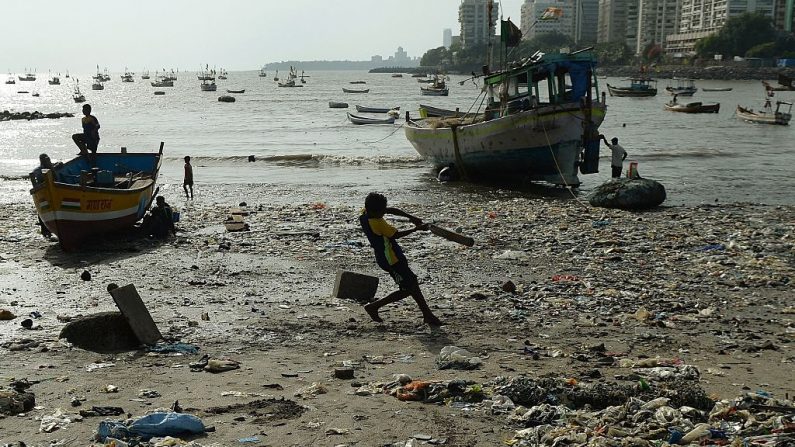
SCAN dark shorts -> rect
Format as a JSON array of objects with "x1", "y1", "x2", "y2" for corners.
[
  {"x1": 386, "y1": 261, "x2": 418, "y2": 291},
  {"x1": 183, "y1": 180, "x2": 193, "y2": 186},
  {"x1": 611, "y1": 166, "x2": 622, "y2": 178}
]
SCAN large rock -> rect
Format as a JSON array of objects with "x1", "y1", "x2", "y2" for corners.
[
  {"x1": 589, "y1": 178, "x2": 666, "y2": 210},
  {"x1": 59, "y1": 312, "x2": 141, "y2": 353},
  {"x1": 0, "y1": 387, "x2": 35, "y2": 415}
]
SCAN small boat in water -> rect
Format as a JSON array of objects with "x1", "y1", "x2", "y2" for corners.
[
  {"x1": 606, "y1": 77, "x2": 657, "y2": 97},
  {"x1": 200, "y1": 79, "x2": 217, "y2": 91},
  {"x1": 154, "y1": 91, "x2": 165, "y2": 95},
  {"x1": 226, "y1": 89, "x2": 245, "y2": 94},
  {"x1": 29, "y1": 143, "x2": 164, "y2": 251},
  {"x1": 329, "y1": 101, "x2": 349, "y2": 108},
  {"x1": 218, "y1": 68, "x2": 228, "y2": 80},
  {"x1": 18, "y1": 69, "x2": 36, "y2": 81},
  {"x1": 664, "y1": 96, "x2": 719, "y2": 113},
  {"x1": 48, "y1": 72, "x2": 61, "y2": 85},
  {"x1": 278, "y1": 78, "x2": 302, "y2": 87},
  {"x1": 349, "y1": 80, "x2": 366, "y2": 84},
  {"x1": 665, "y1": 78, "x2": 697, "y2": 96},
  {"x1": 771, "y1": 73, "x2": 795, "y2": 91},
  {"x1": 151, "y1": 71, "x2": 174, "y2": 87},
  {"x1": 701, "y1": 87, "x2": 733, "y2": 92},
  {"x1": 347, "y1": 112, "x2": 396, "y2": 125},
  {"x1": 420, "y1": 75, "x2": 449, "y2": 96},
  {"x1": 736, "y1": 99, "x2": 792, "y2": 125},
  {"x1": 218, "y1": 95, "x2": 235, "y2": 102},
  {"x1": 73, "y1": 82, "x2": 85, "y2": 103},
  {"x1": 92, "y1": 80, "x2": 105, "y2": 90},
  {"x1": 343, "y1": 88, "x2": 369, "y2": 93},
  {"x1": 355, "y1": 105, "x2": 399, "y2": 113},
  {"x1": 259, "y1": 66, "x2": 267, "y2": 77},
  {"x1": 121, "y1": 68, "x2": 135, "y2": 82},
  {"x1": 391, "y1": 73, "x2": 403, "y2": 78},
  {"x1": 141, "y1": 70, "x2": 150, "y2": 80},
  {"x1": 6, "y1": 75, "x2": 16, "y2": 84}
]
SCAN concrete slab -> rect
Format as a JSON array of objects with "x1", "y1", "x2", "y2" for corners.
[{"x1": 109, "y1": 284, "x2": 162, "y2": 345}]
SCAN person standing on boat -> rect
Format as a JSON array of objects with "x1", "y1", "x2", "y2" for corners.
[
  {"x1": 359, "y1": 192, "x2": 442, "y2": 327},
  {"x1": 71, "y1": 104, "x2": 100, "y2": 165},
  {"x1": 601, "y1": 135, "x2": 627, "y2": 178},
  {"x1": 183, "y1": 156, "x2": 194, "y2": 200}
]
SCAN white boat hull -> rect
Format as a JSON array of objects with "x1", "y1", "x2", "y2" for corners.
[{"x1": 405, "y1": 103, "x2": 606, "y2": 184}]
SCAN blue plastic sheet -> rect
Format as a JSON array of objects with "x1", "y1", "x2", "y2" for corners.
[{"x1": 129, "y1": 412, "x2": 205, "y2": 440}]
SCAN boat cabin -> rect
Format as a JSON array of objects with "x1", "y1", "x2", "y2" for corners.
[{"x1": 482, "y1": 50, "x2": 601, "y2": 119}]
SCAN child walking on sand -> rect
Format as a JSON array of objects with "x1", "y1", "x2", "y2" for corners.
[
  {"x1": 359, "y1": 192, "x2": 442, "y2": 326},
  {"x1": 183, "y1": 156, "x2": 194, "y2": 200}
]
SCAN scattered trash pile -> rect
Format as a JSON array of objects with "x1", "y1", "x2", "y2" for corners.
[{"x1": 355, "y1": 368, "x2": 794, "y2": 446}]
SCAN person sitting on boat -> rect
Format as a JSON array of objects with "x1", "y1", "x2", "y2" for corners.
[
  {"x1": 71, "y1": 104, "x2": 100, "y2": 164},
  {"x1": 601, "y1": 135, "x2": 628, "y2": 179},
  {"x1": 142, "y1": 196, "x2": 176, "y2": 239}
]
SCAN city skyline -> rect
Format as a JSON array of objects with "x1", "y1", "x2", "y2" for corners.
[{"x1": 1, "y1": 0, "x2": 525, "y2": 72}]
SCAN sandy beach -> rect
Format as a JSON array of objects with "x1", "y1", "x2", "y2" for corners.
[{"x1": 1, "y1": 183, "x2": 793, "y2": 446}]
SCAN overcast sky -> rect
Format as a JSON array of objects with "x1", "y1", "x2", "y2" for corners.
[{"x1": 1, "y1": 0, "x2": 524, "y2": 73}]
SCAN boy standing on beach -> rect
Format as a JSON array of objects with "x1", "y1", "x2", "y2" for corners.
[
  {"x1": 183, "y1": 156, "x2": 194, "y2": 200},
  {"x1": 359, "y1": 192, "x2": 442, "y2": 326}
]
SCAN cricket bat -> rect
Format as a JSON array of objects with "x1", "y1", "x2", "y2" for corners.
[{"x1": 428, "y1": 224, "x2": 474, "y2": 247}]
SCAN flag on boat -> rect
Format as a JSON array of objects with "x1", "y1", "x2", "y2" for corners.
[
  {"x1": 501, "y1": 19, "x2": 522, "y2": 47},
  {"x1": 540, "y1": 7, "x2": 564, "y2": 20}
]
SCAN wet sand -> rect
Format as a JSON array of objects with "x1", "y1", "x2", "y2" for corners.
[{"x1": 0, "y1": 183, "x2": 793, "y2": 446}]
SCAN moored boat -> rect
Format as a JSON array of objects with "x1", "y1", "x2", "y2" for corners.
[
  {"x1": 349, "y1": 81, "x2": 366, "y2": 84},
  {"x1": 6, "y1": 75, "x2": 16, "y2": 84},
  {"x1": 226, "y1": 89, "x2": 245, "y2": 94},
  {"x1": 404, "y1": 48, "x2": 606, "y2": 185},
  {"x1": 736, "y1": 100, "x2": 792, "y2": 125},
  {"x1": 151, "y1": 71, "x2": 174, "y2": 87},
  {"x1": 278, "y1": 79, "x2": 302, "y2": 87},
  {"x1": 663, "y1": 98, "x2": 719, "y2": 113},
  {"x1": 701, "y1": 87, "x2": 732, "y2": 92},
  {"x1": 48, "y1": 73, "x2": 61, "y2": 85},
  {"x1": 355, "y1": 105, "x2": 399, "y2": 113},
  {"x1": 73, "y1": 82, "x2": 85, "y2": 103},
  {"x1": 347, "y1": 112, "x2": 396, "y2": 125},
  {"x1": 606, "y1": 77, "x2": 657, "y2": 97},
  {"x1": 665, "y1": 78, "x2": 697, "y2": 96},
  {"x1": 92, "y1": 80, "x2": 104, "y2": 90},
  {"x1": 418, "y1": 104, "x2": 468, "y2": 118},
  {"x1": 29, "y1": 143, "x2": 164, "y2": 250},
  {"x1": 420, "y1": 75, "x2": 449, "y2": 96},
  {"x1": 259, "y1": 66, "x2": 267, "y2": 77},
  {"x1": 141, "y1": 70, "x2": 150, "y2": 80},
  {"x1": 200, "y1": 79, "x2": 217, "y2": 91},
  {"x1": 343, "y1": 88, "x2": 369, "y2": 93},
  {"x1": 121, "y1": 68, "x2": 135, "y2": 82},
  {"x1": 329, "y1": 101, "x2": 349, "y2": 108},
  {"x1": 18, "y1": 70, "x2": 36, "y2": 81}
]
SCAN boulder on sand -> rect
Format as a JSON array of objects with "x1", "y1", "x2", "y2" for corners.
[
  {"x1": 588, "y1": 178, "x2": 666, "y2": 210},
  {"x1": 59, "y1": 311, "x2": 141, "y2": 353}
]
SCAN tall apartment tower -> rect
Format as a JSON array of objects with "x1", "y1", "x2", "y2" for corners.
[
  {"x1": 635, "y1": 0, "x2": 680, "y2": 54},
  {"x1": 443, "y1": 28, "x2": 453, "y2": 48},
  {"x1": 520, "y1": 0, "x2": 577, "y2": 40},
  {"x1": 666, "y1": 0, "x2": 775, "y2": 55},
  {"x1": 598, "y1": 0, "x2": 640, "y2": 49},
  {"x1": 574, "y1": 0, "x2": 600, "y2": 44},
  {"x1": 459, "y1": 0, "x2": 499, "y2": 48}
]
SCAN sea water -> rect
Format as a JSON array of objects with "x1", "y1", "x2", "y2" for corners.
[{"x1": 1, "y1": 70, "x2": 793, "y2": 205}]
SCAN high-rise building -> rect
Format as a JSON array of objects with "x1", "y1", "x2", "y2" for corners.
[
  {"x1": 520, "y1": 0, "x2": 576, "y2": 40},
  {"x1": 459, "y1": 0, "x2": 499, "y2": 48},
  {"x1": 666, "y1": 0, "x2": 775, "y2": 55},
  {"x1": 574, "y1": 0, "x2": 600, "y2": 44},
  {"x1": 635, "y1": 0, "x2": 679, "y2": 54},
  {"x1": 774, "y1": 0, "x2": 795, "y2": 32},
  {"x1": 598, "y1": 0, "x2": 639, "y2": 49},
  {"x1": 443, "y1": 28, "x2": 453, "y2": 48}
]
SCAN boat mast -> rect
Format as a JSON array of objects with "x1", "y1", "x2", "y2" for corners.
[{"x1": 486, "y1": 0, "x2": 494, "y2": 72}]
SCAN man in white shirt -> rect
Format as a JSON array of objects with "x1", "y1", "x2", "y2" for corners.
[{"x1": 601, "y1": 135, "x2": 627, "y2": 178}]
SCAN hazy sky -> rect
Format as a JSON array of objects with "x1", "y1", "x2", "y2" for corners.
[{"x1": 1, "y1": 0, "x2": 524, "y2": 73}]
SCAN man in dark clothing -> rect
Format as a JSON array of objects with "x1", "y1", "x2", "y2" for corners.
[
  {"x1": 72, "y1": 104, "x2": 100, "y2": 165},
  {"x1": 359, "y1": 192, "x2": 442, "y2": 326},
  {"x1": 142, "y1": 196, "x2": 176, "y2": 239}
]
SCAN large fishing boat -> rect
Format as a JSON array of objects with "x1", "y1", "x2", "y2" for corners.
[
  {"x1": 404, "y1": 49, "x2": 606, "y2": 185},
  {"x1": 29, "y1": 144, "x2": 164, "y2": 251}
]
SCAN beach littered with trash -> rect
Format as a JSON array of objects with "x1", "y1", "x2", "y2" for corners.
[{"x1": 1, "y1": 184, "x2": 793, "y2": 446}]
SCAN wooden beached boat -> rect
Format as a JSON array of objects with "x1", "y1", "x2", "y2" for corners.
[
  {"x1": 736, "y1": 100, "x2": 792, "y2": 125},
  {"x1": 329, "y1": 101, "x2": 349, "y2": 108},
  {"x1": 606, "y1": 77, "x2": 657, "y2": 97},
  {"x1": 663, "y1": 99, "x2": 720, "y2": 113},
  {"x1": 404, "y1": 49, "x2": 607, "y2": 186},
  {"x1": 355, "y1": 105, "x2": 399, "y2": 113},
  {"x1": 418, "y1": 104, "x2": 467, "y2": 118},
  {"x1": 665, "y1": 78, "x2": 697, "y2": 96},
  {"x1": 343, "y1": 88, "x2": 369, "y2": 93},
  {"x1": 347, "y1": 113, "x2": 395, "y2": 125},
  {"x1": 29, "y1": 143, "x2": 164, "y2": 251}
]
